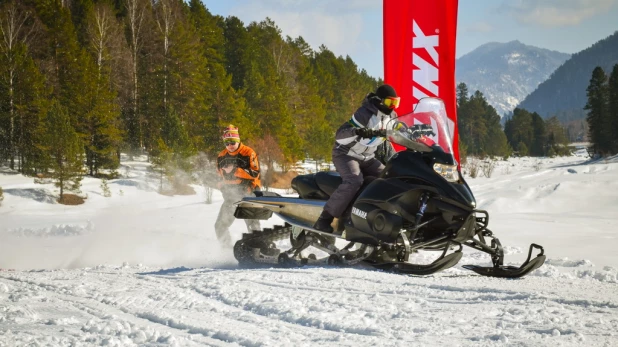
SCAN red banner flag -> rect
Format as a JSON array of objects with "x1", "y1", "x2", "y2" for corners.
[{"x1": 383, "y1": 0, "x2": 460, "y2": 163}]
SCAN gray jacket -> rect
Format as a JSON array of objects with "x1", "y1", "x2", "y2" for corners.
[{"x1": 332, "y1": 96, "x2": 398, "y2": 161}]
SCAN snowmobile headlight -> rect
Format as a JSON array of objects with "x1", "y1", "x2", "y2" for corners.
[{"x1": 433, "y1": 163, "x2": 459, "y2": 182}]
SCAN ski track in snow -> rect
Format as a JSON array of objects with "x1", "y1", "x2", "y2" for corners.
[
  {"x1": 1, "y1": 153, "x2": 618, "y2": 346},
  {"x1": 1, "y1": 265, "x2": 618, "y2": 346}
]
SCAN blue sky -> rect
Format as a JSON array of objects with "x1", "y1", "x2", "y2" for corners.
[{"x1": 201, "y1": 0, "x2": 618, "y2": 79}]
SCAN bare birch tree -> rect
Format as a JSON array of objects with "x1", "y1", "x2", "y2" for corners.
[
  {"x1": 153, "y1": 0, "x2": 178, "y2": 113},
  {"x1": 125, "y1": 0, "x2": 146, "y2": 150},
  {"x1": 87, "y1": 2, "x2": 130, "y2": 103},
  {"x1": 88, "y1": 4, "x2": 115, "y2": 75}
]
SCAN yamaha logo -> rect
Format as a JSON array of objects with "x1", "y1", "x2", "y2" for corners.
[{"x1": 352, "y1": 207, "x2": 367, "y2": 219}]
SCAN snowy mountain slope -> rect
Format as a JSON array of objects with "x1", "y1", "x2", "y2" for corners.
[
  {"x1": 518, "y1": 31, "x2": 618, "y2": 119},
  {"x1": 1, "y1": 153, "x2": 617, "y2": 346},
  {"x1": 456, "y1": 41, "x2": 570, "y2": 116}
]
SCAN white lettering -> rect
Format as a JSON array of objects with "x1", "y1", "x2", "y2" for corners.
[
  {"x1": 413, "y1": 21, "x2": 439, "y2": 64},
  {"x1": 352, "y1": 207, "x2": 367, "y2": 219},
  {"x1": 412, "y1": 20, "x2": 439, "y2": 99},
  {"x1": 413, "y1": 53, "x2": 438, "y2": 95}
]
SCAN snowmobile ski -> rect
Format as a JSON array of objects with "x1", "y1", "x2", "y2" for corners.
[
  {"x1": 462, "y1": 243, "x2": 546, "y2": 278},
  {"x1": 369, "y1": 252, "x2": 462, "y2": 275}
]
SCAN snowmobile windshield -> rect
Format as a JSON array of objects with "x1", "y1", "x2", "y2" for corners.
[{"x1": 385, "y1": 97, "x2": 456, "y2": 164}]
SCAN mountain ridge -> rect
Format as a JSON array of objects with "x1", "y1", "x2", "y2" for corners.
[
  {"x1": 517, "y1": 30, "x2": 618, "y2": 120},
  {"x1": 456, "y1": 40, "x2": 570, "y2": 116}
]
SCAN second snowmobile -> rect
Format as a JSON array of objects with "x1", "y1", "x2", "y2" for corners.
[{"x1": 232, "y1": 98, "x2": 545, "y2": 277}]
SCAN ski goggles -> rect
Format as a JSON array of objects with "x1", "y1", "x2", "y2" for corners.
[{"x1": 382, "y1": 96, "x2": 400, "y2": 109}]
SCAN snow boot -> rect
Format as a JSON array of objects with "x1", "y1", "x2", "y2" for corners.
[{"x1": 313, "y1": 210, "x2": 334, "y2": 233}]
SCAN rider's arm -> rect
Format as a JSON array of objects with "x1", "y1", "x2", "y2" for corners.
[
  {"x1": 243, "y1": 149, "x2": 260, "y2": 178},
  {"x1": 336, "y1": 105, "x2": 378, "y2": 143},
  {"x1": 215, "y1": 150, "x2": 227, "y2": 177}
]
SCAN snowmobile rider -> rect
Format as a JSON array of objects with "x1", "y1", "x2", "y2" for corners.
[
  {"x1": 313, "y1": 84, "x2": 401, "y2": 233},
  {"x1": 215, "y1": 125, "x2": 261, "y2": 247}
]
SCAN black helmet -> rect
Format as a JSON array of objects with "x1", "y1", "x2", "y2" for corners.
[
  {"x1": 370, "y1": 84, "x2": 400, "y2": 114},
  {"x1": 376, "y1": 84, "x2": 398, "y2": 99}
]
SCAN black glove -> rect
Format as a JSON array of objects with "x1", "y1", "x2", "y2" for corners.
[{"x1": 355, "y1": 128, "x2": 386, "y2": 138}]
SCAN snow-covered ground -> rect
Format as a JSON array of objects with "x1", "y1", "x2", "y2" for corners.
[{"x1": 1, "y1": 152, "x2": 617, "y2": 346}]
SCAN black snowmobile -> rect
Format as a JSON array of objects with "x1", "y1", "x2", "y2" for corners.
[{"x1": 233, "y1": 98, "x2": 545, "y2": 278}]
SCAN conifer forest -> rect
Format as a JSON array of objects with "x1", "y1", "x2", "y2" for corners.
[{"x1": 0, "y1": 0, "x2": 616, "y2": 194}]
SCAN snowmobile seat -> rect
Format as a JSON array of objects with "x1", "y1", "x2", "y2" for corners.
[
  {"x1": 292, "y1": 173, "x2": 330, "y2": 199},
  {"x1": 291, "y1": 171, "x2": 342, "y2": 199},
  {"x1": 253, "y1": 190, "x2": 281, "y2": 197},
  {"x1": 315, "y1": 172, "x2": 376, "y2": 197},
  {"x1": 314, "y1": 171, "x2": 342, "y2": 197},
  {"x1": 291, "y1": 172, "x2": 374, "y2": 200}
]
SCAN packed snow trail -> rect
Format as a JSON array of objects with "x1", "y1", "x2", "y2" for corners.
[{"x1": 1, "y1": 264, "x2": 617, "y2": 346}]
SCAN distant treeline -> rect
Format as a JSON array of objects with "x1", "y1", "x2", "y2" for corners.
[
  {"x1": 456, "y1": 83, "x2": 571, "y2": 159},
  {"x1": 0, "y1": 0, "x2": 379, "y2": 180}
]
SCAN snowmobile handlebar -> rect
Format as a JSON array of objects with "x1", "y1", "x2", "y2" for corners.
[
  {"x1": 356, "y1": 124, "x2": 435, "y2": 140},
  {"x1": 355, "y1": 128, "x2": 387, "y2": 138},
  {"x1": 406, "y1": 124, "x2": 436, "y2": 138}
]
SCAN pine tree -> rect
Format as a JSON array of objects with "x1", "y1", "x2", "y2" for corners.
[
  {"x1": 32, "y1": 0, "x2": 83, "y2": 121},
  {"x1": 32, "y1": 0, "x2": 113, "y2": 174},
  {"x1": 459, "y1": 91, "x2": 487, "y2": 155},
  {"x1": 100, "y1": 178, "x2": 111, "y2": 197},
  {"x1": 150, "y1": 106, "x2": 195, "y2": 195},
  {"x1": 457, "y1": 89, "x2": 512, "y2": 157},
  {"x1": 11, "y1": 49, "x2": 49, "y2": 175},
  {"x1": 222, "y1": 16, "x2": 251, "y2": 91},
  {"x1": 530, "y1": 113, "x2": 547, "y2": 156},
  {"x1": 313, "y1": 46, "x2": 342, "y2": 127},
  {"x1": 188, "y1": 1, "x2": 245, "y2": 157},
  {"x1": 68, "y1": 0, "x2": 95, "y2": 47},
  {"x1": 142, "y1": 0, "x2": 213, "y2": 157},
  {"x1": 37, "y1": 0, "x2": 122, "y2": 176},
  {"x1": 83, "y1": 1, "x2": 125, "y2": 175},
  {"x1": 241, "y1": 19, "x2": 302, "y2": 164},
  {"x1": 291, "y1": 39, "x2": 332, "y2": 164},
  {"x1": 312, "y1": 46, "x2": 363, "y2": 129},
  {"x1": 42, "y1": 100, "x2": 85, "y2": 199},
  {"x1": 456, "y1": 83, "x2": 469, "y2": 106},
  {"x1": 150, "y1": 143, "x2": 173, "y2": 193},
  {"x1": 516, "y1": 142, "x2": 529, "y2": 156},
  {"x1": 149, "y1": 106, "x2": 194, "y2": 193},
  {"x1": 607, "y1": 64, "x2": 618, "y2": 153},
  {"x1": 504, "y1": 108, "x2": 535, "y2": 156},
  {"x1": 475, "y1": 93, "x2": 509, "y2": 157},
  {"x1": 0, "y1": 1, "x2": 43, "y2": 170},
  {"x1": 161, "y1": 106, "x2": 194, "y2": 161},
  {"x1": 456, "y1": 83, "x2": 471, "y2": 156},
  {"x1": 584, "y1": 66, "x2": 610, "y2": 155},
  {"x1": 485, "y1": 125, "x2": 512, "y2": 158},
  {"x1": 306, "y1": 120, "x2": 332, "y2": 165},
  {"x1": 163, "y1": 1, "x2": 211, "y2": 153}
]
